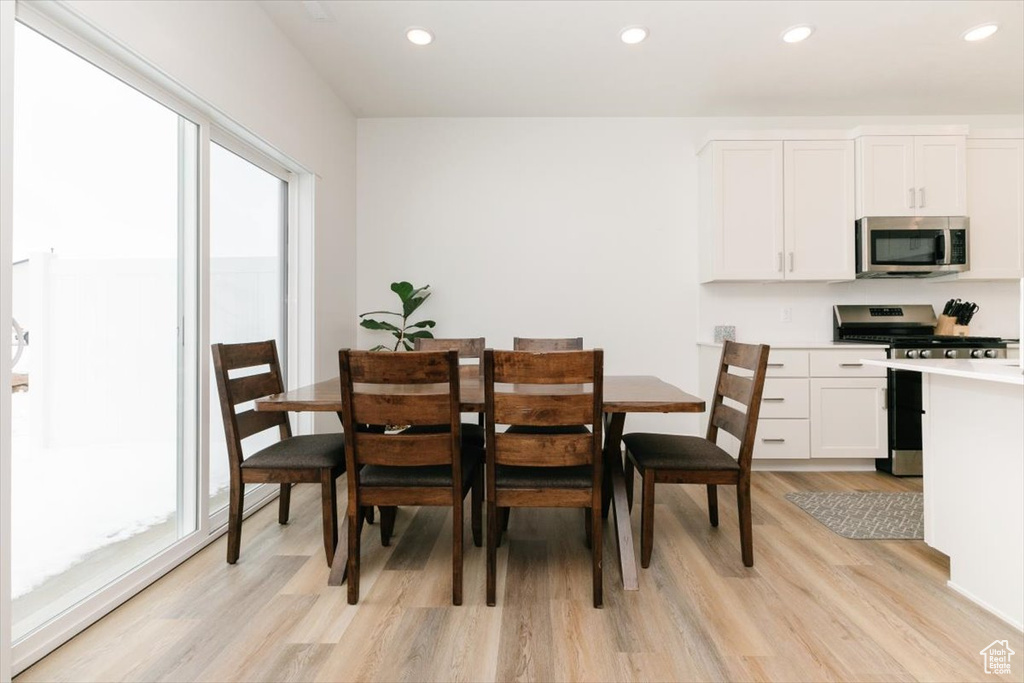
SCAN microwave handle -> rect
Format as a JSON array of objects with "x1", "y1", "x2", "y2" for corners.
[{"x1": 936, "y1": 228, "x2": 951, "y2": 265}]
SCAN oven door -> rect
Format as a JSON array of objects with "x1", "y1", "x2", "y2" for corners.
[{"x1": 881, "y1": 368, "x2": 924, "y2": 476}]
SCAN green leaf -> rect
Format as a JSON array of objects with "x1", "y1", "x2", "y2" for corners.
[
  {"x1": 407, "y1": 320, "x2": 436, "y2": 329},
  {"x1": 359, "y1": 310, "x2": 401, "y2": 318},
  {"x1": 402, "y1": 340, "x2": 414, "y2": 351},
  {"x1": 390, "y1": 281, "x2": 414, "y2": 302},
  {"x1": 404, "y1": 330, "x2": 435, "y2": 340},
  {"x1": 369, "y1": 344, "x2": 389, "y2": 352},
  {"x1": 403, "y1": 290, "x2": 431, "y2": 318},
  {"x1": 360, "y1": 319, "x2": 401, "y2": 333}
]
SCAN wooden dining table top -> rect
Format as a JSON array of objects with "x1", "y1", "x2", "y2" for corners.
[{"x1": 255, "y1": 366, "x2": 705, "y2": 414}]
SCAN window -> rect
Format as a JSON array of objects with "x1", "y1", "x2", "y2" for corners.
[{"x1": 10, "y1": 22, "x2": 198, "y2": 640}]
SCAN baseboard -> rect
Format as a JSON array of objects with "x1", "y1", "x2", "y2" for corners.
[
  {"x1": 946, "y1": 581, "x2": 1024, "y2": 633},
  {"x1": 751, "y1": 459, "x2": 877, "y2": 472}
]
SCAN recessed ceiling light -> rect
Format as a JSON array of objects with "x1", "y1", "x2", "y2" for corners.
[
  {"x1": 620, "y1": 26, "x2": 649, "y2": 45},
  {"x1": 962, "y1": 23, "x2": 998, "y2": 42},
  {"x1": 406, "y1": 27, "x2": 434, "y2": 46},
  {"x1": 781, "y1": 25, "x2": 814, "y2": 43}
]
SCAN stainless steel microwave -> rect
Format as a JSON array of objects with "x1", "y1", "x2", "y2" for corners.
[{"x1": 855, "y1": 216, "x2": 969, "y2": 278}]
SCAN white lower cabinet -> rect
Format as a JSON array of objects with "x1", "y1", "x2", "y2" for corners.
[
  {"x1": 754, "y1": 419, "x2": 810, "y2": 460},
  {"x1": 809, "y1": 378, "x2": 888, "y2": 459}
]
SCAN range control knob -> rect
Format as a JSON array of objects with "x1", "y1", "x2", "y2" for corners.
[
  {"x1": 944, "y1": 349, "x2": 957, "y2": 359},
  {"x1": 971, "y1": 349, "x2": 983, "y2": 359},
  {"x1": 919, "y1": 349, "x2": 932, "y2": 359},
  {"x1": 905, "y1": 350, "x2": 918, "y2": 359},
  {"x1": 984, "y1": 349, "x2": 997, "y2": 358}
]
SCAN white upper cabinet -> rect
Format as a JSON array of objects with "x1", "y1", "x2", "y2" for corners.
[
  {"x1": 783, "y1": 141, "x2": 855, "y2": 280},
  {"x1": 699, "y1": 141, "x2": 784, "y2": 281},
  {"x1": 961, "y1": 138, "x2": 1024, "y2": 280},
  {"x1": 914, "y1": 136, "x2": 967, "y2": 216},
  {"x1": 856, "y1": 135, "x2": 966, "y2": 217},
  {"x1": 857, "y1": 136, "x2": 915, "y2": 216}
]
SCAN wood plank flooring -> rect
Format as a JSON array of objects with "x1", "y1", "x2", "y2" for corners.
[{"x1": 17, "y1": 472, "x2": 1023, "y2": 682}]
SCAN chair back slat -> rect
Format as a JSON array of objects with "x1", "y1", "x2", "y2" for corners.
[
  {"x1": 492, "y1": 351, "x2": 595, "y2": 384},
  {"x1": 485, "y1": 349, "x2": 603, "y2": 471},
  {"x1": 350, "y1": 393, "x2": 453, "y2": 427},
  {"x1": 415, "y1": 337, "x2": 485, "y2": 360},
  {"x1": 717, "y1": 372, "x2": 753, "y2": 406},
  {"x1": 214, "y1": 341, "x2": 279, "y2": 370},
  {"x1": 493, "y1": 393, "x2": 594, "y2": 426},
  {"x1": 493, "y1": 432, "x2": 592, "y2": 467},
  {"x1": 513, "y1": 337, "x2": 584, "y2": 351},
  {"x1": 706, "y1": 341, "x2": 771, "y2": 469},
  {"x1": 355, "y1": 432, "x2": 452, "y2": 466},
  {"x1": 348, "y1": 351, "x2": 452, "y2": 384},
  {"x1": 211, "y1": 341, "x2": 290, "y2": 471},
  {"x1": 229, "y1": 371, "x2": 283, "y2": 405}
]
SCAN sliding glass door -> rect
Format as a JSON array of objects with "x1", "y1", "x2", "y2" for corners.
[{"x1": 10, "y1": 22, "x2": 197, "y2": 641}]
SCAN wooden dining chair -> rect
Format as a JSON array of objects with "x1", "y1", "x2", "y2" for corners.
[
  {"x1": 621, "y1": 340, "x2": 770, "y2": 568},
  {"x1": 513, "y1": 336, "x2": 584, "y2": 351},
  {"x1": 211, "y1": 340, "x2": 346, "y2": 567},
  {"x1": 414, "y1": 337, "x2": 486, "y2": 429},
  {"x1": 484, "y1": 348, "x2": 604, "y2": 608},
  {"x1": 338, "y1": 349, "x2": 483, "y2": 605}
]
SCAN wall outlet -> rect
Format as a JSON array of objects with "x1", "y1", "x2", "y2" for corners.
[{"x1": 781, "y1": 306, "x2": 793, "y2": 323}]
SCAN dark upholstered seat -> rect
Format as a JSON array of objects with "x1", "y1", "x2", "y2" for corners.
[
  {"x1": 621, "y1": 434, "x2": 740, "y2": 472},
  {"x1": 503, "y1": 424, "x2": 590, "y2": 436},
  {"x1": 241, "y1": 433, "x2": 346, "y2": 470},
  {"x1": 495, "y1": 465, "x2": 592, "y2": 489},
  {"x1": 361, "y1": 450, "x2": 480, "y2": 488}
]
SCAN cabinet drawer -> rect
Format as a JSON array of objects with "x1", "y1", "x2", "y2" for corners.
[
  {"x1": 809, "y1": 349, "x2": 886, "y2": 377},
  {"x1": 759, "y1": 379, "x2": 809, "y2": 418},
  {"x1": 765, "y1": 350, "x2": 809, "y2": 377},
  {"x1": 753, "y1": 420, "x2": 810, "y2": 460}
]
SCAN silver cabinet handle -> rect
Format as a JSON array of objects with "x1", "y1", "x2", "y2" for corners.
[
  {"x1": 767, "y1": 363, "x2": 784, "y2": 368},
  {"x1": 763, "y1": 397, "x2": 785, "y2": 402},
  {"x1": 787, "y1": 252, "x2": 794, "y2": 272},
  {"x1": 762, "y1": 438, "x2": 786, "y2": 443},
  {"x1": 919, "y1": 187, "x2": 925, "y2": 208},
  {"x1": 909, "y1": 187, "x2": 915, "y2": 208},
  {"x1": 840, "y1": 362, "x2": 863, "y2": 367},
  {"x1": 882, "y1": 387, "x2": 887, "y2": 410},
  {"x1": 777, "y1": 252, "x2": 783, "y2": 272}
]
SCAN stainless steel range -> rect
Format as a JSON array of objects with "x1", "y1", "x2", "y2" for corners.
[{"x1": 833, "y1": 304, "x2": 1008, "y2": 476}]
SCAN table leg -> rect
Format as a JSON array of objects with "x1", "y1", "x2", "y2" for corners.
[{"x1": 603, "y1": 412, "x2": 639, "y2": 591}]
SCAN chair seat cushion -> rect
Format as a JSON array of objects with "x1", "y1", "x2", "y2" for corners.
[
  {"x1": 622, "y1": 433, "x2": 740, "y2": 472},
  {"x1": 503, "y1": 424, "x2": 591, "y2": 435},
  {"x1": 495, "y1": 464, "x2": 593, "y2": 489},
  {"x1": 241, "y1": 433, "x2": 346, "y2": 470},
  {"x1": 399, "y1": 423, "x2": 485, "y2": 450},
  {"x1": 360, "y1": 450, "x2": 479, "y2": 488}
]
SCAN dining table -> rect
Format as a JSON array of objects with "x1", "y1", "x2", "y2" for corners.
[{"x1": 255, "y1": 366, "x2": 705, "y2": 591}]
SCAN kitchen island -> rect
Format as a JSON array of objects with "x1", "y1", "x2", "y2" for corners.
[{"x1": 864, "y1": 358, "x2": 1024, "y2": 630}]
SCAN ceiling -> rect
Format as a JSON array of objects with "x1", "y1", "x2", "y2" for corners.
[{"x1": 260, "y1": 0, "x2": 1024, "y2": 118}]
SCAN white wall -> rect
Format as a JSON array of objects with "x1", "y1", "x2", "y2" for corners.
[
  {"x1": 357, "y1": 115, "x2": 1023, "y2": 435},
  {"x1": 63, "y1": 0, "x2": 358, "y2": 430}
]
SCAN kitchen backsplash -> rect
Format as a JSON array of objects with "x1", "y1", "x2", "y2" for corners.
[{"x1": 700, "y1": 279, "x2": 1021, "y2": 343}]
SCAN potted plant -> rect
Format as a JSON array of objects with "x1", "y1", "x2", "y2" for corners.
[{"x1": 359, "y1": 281, "x2": 436, "y2": 351}]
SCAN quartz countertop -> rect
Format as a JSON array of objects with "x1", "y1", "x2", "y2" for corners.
[{"x1": 861, "y1": 358, "x2": 1024, "y2": 386}]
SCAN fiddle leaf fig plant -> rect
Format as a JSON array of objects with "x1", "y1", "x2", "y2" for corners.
[{"x1": 359, "y1": 281, "x2": 436, "y2": 351}]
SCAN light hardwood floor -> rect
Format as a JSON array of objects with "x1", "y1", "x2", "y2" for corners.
[{"x1": 17, "y1": 472, "x2": 1023, "y2": 682}]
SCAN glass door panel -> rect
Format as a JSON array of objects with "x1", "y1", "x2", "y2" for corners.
[
  {"x1": 208, "y1": 143, "x2": 287, "y2": 514},
  {"x1": 10, "y1": 23, "x2": 197, "y2": 640}
]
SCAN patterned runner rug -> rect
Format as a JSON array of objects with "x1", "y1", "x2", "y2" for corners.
[{"x1": 784, "y1": 491, "x2": 924, "y2": 540}]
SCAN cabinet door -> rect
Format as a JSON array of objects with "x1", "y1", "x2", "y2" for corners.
[
  {"x1": 809, "y1": 378, "x2": 887, "y2": 458},
  {"x1": 857, "y1": 136, "x2": 915, "y2": 217},
  {"x1": 784, "y1": 140, "x2": 855, "y2": 280},
  {"x1": 961, "y1": 139, "x2": 1024, "y2": 280},
  {"x1": 710, "y1": 141, "x2": 784, "y2": 280},
  {"x1": 914, "y1": 136, "x2": 967, "y2": 216}
]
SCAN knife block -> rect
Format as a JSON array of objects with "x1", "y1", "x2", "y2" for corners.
[{"x1": 936, "y1": 315, "x2": 957, "y2": 336}]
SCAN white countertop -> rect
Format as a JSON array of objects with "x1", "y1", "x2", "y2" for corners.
[
  {"x1": 697, "y1": 341, "x2": 883, "y2": 349},
  {"x1": 862, "y1": 358, "x2": 1024, "y2": 386}
]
